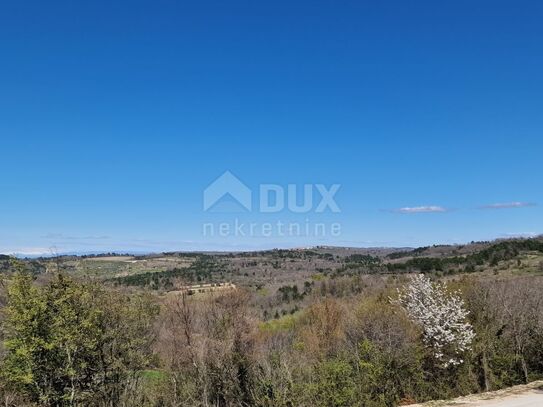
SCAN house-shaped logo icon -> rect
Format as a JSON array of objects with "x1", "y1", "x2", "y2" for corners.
[{"x1": 203, "y1": 171, "x2": 252, "y2": 212}]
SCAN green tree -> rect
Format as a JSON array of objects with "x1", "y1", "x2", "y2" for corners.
[
  {"x1": 2, "y1": 273, "x2": 157, "y2": 406},
  {"x1": 305, "y1": 359, "x2": 356, "y2": 407}
]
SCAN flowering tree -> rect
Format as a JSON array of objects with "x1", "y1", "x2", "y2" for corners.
[{"x1": 396, "y1": 274, "x2": 475, "y2": 367}]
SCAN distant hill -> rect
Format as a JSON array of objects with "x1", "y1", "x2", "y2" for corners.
[{"x1": 4, "y1": 237, "x2": 542, "y2": 293}]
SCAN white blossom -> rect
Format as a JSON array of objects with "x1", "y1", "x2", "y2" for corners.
[{"x1": 395, "y1": 274, "x2": 475, "y2": 367}]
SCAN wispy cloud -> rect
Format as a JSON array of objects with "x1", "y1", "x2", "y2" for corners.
[
  {"x1": 500, "y1": 232, "x2": 540, "y2": 238},
  {"x1": 0, "y1": 247, "x2": 53, "y2": 256},
  {"x1": 41, "y1": 233, "x2": 110, "y2": 240},
  {"x1": 479, "y1": 202, "x2": 536, "y2": 210},
  {"x1": 394, "y1": 206, "x2": 448, "y2": 214}
]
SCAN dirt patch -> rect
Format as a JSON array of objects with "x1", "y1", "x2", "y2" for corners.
[{"x1": 408, "y1": 381, "x2": 543, "y2": 406}]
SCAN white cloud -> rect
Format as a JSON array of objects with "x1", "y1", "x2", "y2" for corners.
[
  {"x1": 395, "y1": 206, "x2": 448, "y2": 214},
  {"x1": 479, "y1": 202, "x2": 536, "y2": 209},
  {"x1": 0, "y1": 247, "x2": 53, "y2": 256},
  {"x1": 501, "y1": 232, "x2": 539, "y2": 238},
  {"x1": 41, "y1": 233, "x2": 110, "y2": 240}
]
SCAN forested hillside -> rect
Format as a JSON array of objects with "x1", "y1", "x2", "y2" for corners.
[{"x1": 1, "y1": 238, "x2": 543, "y2": 406}]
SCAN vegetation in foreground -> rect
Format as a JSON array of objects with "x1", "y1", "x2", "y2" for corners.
[{"x1": 0, "y1": 239, "x2": 542, "y2": 406}]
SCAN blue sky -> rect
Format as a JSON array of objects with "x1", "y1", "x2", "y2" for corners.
[{"x1": 1, "y1": 0, "x2": 542, "y2": 254}]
